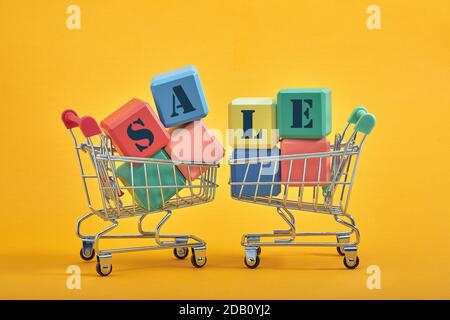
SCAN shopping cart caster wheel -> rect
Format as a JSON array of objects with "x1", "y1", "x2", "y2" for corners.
[
  {"x1": 244, "y1": 256, "x2": 260, "y2": 269},
  {"x1": 191, "y1": 255, "x2": 207, "y2": 268},
  {"x1": 80, "y1": 248, "x2": 95, "y2": 261},
  {"x1": 343, "y1": 256, "x2": 359, "y2": 269},
  {"x1": 173, "y1": 247, "x2": 189, "y2": 259},
  {"x1": 336, "y1": 246, "x2": 345, "y2": 256},
  {"x1": 336, "y1": 235, "x2": 350, "y2": 256},
  {"x1": 96, "y1": 262, "x2": 113, "y2": 276}
]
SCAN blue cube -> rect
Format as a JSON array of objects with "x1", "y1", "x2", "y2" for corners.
[
  {"x1": 231, "y1": 147, "x2": 281, "y2": 197},
  {"x1": 150, "y1": 65, "x2": 208, "y2": 127}
]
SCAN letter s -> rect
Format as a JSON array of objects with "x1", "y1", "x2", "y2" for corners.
[{"x1": 127, "y1": 118, "x2": 154, "y2": 152}]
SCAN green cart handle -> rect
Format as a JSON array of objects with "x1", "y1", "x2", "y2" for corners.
[
  {"x1": 348, "y1": 106, "x2": 368, "y2": 124},
  {"x1": 348, "y1": 106, "x2": 376, "y2": 135},
  {"x1": 322, "y1": 106, "x2": 376, "y2": 195}
]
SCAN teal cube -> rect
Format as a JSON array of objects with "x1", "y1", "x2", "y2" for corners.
[
  {"x1": 277, "y1": 88, "x2": 331, "y2": 139},
  {"x1": 116, "y1": 150, "x2": 186, "y2": 211}
]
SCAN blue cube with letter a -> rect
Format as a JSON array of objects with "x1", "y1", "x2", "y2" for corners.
[
  {"x1": 277, "y1": 88, "x2": 331, "y2": 139},
  {"x1": 231, "y1": 147, "x2": 281, "y2": 197},
  {"x1": 150, "y1": 65, "x2": 208, "y2": 128}
]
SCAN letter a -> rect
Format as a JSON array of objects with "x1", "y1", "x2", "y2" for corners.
[
  {"x1": 366, "y1": 265, "x2": 382, "y2": 289},
  {"x1": 171, "y1": 85, "x2": 196, "y2": 117},
  {"x1": 366, "y1": 5, "x2": 381, "y2": 30},
  {"x1": 66, "y1": 5, "x2": 81, "y2": 30},
  {"x1": 66, "y1": 265, "x2": 81, "y2": 290}
]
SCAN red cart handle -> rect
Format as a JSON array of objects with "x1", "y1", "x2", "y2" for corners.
[{"x1": 61, "y1": 109, "x2": 102, "y2": 138}]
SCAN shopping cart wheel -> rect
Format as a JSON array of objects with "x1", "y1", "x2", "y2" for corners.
[
  {"x1": 336, "y1": 246, "x2": 345, "y2": 256},
  {"x1": 96, "y1": 254, "x2": 113, "y2": 276},
  {"x1": 191, "y1": 254, "x2": 207, "y2": 268},
  {"x1": 244, "y1": 256, "x2": 260, "y2": 269},
  {"x1": 96, "y1": 262, "x2": 113, "y2": 276},
  {"x1": 257, "y1": 247, "x2": 262, "y2": 255},
  {"x1": 343, "y1": 256, "x2": 360, "y2": 269},
  {"x1": 173, "y1": 247, "x2": 189, "y2": 259},
  {"x1": 80, "y1": 248, "x2": 95, "y2": 261},
  {"x1": 191, "y1": 247, "x2": 207, "y2": 268}
]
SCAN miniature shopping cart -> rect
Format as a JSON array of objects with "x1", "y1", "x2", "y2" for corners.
[
  {"x1": 61, "y1": 110, "x2": 219, "y2": 276},
  {"x1": 229, "y1": 107, "x2": 376, "y2": 269}
]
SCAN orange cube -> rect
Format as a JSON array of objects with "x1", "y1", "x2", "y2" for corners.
[{"x1": 101, "y1": 98, "x2": 170, "y2": 158}]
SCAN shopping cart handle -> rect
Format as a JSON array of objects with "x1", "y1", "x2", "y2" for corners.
[
  {"x1": 61, "y1": 109, "x2": 102, "y2": 138},
  {"x1": 355, "y1": 113, "x2": 376, "y2": 135},
  {"x1": 348, "y1": 106, "x2": 368, "y2": 124}
]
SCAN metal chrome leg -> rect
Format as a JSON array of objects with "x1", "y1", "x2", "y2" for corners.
[
  {"x1": 334, "y1": 212, "x2": 360, "y2": 242},
  {"x1": 137, "y1": 213, "x2": 156, "y2": 237},
  {"x1": 76, "y1": 212, "x2": 95, "y2": 239},
  {"x1": 76, "y1": 212, "x2": 96, "y2": 260},
  {"x1": 76, "y1": 212, "x2": 115, "y2": 263},
  {"x1": 94, "y1": 220, "x2": 119, "y2": 254},
  {"x1": 154, "y1": 211, "x2": 173, "y2": 246},
  {"x1": 274, "y1": 208, "x2": 296, "y2": 242},
  {"x1": 333, "y1": 213, "x2": 360, "y2": 269}
]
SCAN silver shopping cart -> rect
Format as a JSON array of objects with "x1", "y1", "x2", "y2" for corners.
[
  {"x1": 61, "y1": 109, "x2": 219, "y2": 276},
  {"x1": 229, "y1": 107, "x2": 376, "y2": 269}
]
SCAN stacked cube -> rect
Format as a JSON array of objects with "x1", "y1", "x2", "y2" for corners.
[
  {"x1": 100, "y1": 66, "x2": 224, "y2": 211},
  {"x1": 229, "y1": 89, "x2": 332, "y2": 197}
]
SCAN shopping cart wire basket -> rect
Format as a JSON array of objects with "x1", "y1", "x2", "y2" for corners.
[
  {"x1": 62, "y1": 109, "x2": 219, "y2": 276},
  {"x1": 228, "y1": 107, "x2": 376, "y2": 269}
]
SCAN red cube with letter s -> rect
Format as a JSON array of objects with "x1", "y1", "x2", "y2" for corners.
[{"x1": 100, "y1": 98, "x2": 170, "y2": 158}]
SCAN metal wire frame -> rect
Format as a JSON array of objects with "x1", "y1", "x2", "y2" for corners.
[
  {"x1": 68, "y1": 130, "x2": 218, "y2": 274},
  {"x1": 228, "y1": 121, "x2": 370, "y2": 268}
]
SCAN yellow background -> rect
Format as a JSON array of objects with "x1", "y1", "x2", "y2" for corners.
[{"x1": 0, "y1": 0, "x2": 449, "y2": 299}]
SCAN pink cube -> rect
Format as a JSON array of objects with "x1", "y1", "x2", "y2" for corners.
[
  {"x1": 164, "y1": 120, "x2": 224, "y2": 180},
  {"x1": 280, "y1": 138, "x2": 331, "y2": 186}
]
